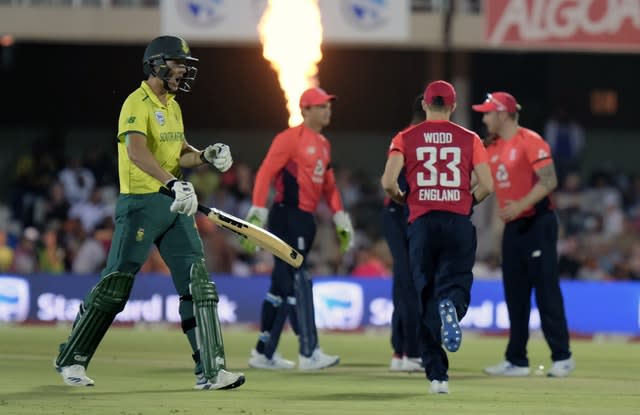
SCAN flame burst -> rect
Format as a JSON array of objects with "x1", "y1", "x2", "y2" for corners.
[{"x1": 258, "y1": 0, "x2": 323, "y2": 126}]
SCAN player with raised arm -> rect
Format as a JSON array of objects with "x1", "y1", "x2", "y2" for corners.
[
  {"x1": 381, "y1": 81, "x2": 493, "y2": 394},
  {"x1": 472, "y1": 92, "x2": 575, "y2": 378},
  {"x1": 242, "y1": 87, "x2": 354, "y2": 370},
  {"x1": 54, "y1": 36, "x2": 245, "y2": 390}
]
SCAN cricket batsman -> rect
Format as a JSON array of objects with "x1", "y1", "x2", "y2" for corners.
[{"x1": 54, "y1": 35, "x2": 245, "y2": 390}]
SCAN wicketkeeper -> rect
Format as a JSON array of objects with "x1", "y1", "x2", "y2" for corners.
[{"x1": 242, "y1": 87, "x2": 354, "y2": 370}]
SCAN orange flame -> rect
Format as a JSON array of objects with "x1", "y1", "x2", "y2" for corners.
[{"x1": 258, "y1": 0, "x2": 323, "y2": 126}]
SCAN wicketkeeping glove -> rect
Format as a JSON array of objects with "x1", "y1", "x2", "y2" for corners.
[
  {"x1": 333, "y1": 210, "x2": 354, "y2": 254},
  {"x1": 201, "y1": 143, "x2": 233, "y2": 172},
  {"x1": 240, "y1": 206, "x2": 269, "y2": 253},
  {"x1": 166, "y1": 179, "x2": 198, "y2": 216}
]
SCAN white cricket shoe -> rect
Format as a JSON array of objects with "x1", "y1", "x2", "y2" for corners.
[
  {"x1": 401, "y1": 356, "x2": 423, "y2": 372},
  {"x1": 55, "y1": 361, "x2": 95, "y2": 387},
  {"x1": 429, "y1": 380, "x2": 449, "y2": 394},
  {"x1": 547, "y1": 357, "x2": 576, "y2": 377},
  {"x1": 389, "y1": 355, "x2": 403, "y2": 371},
  {"x1": 248, "y1": 349, "x2": 295, "y2": 370},
  {"x1": 298, "y1": 348, "x2": 340, "y2": 370},
  {"x1": 195, "y1": 369, "x2": 246, "y2": 390},
  {"x1": 483, "y1": 360, "x2": 530, "y2": 376}
]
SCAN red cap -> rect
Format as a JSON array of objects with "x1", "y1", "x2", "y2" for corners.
[
  {"x1": 424, "y1": 80, "x2": 456, "y2": 106},
  {"x1": 299, "y1": 87, "x2": 337, "y2": 108},
  {"x1": 472, "y1": 92, "x2": 521, "y2": 113}
]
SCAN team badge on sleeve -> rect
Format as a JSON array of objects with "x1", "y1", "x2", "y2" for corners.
[{"x1": 155, "y1": 111, "x2": 165, "y2": 126}]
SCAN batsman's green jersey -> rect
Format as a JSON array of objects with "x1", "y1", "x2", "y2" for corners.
[{"x1": 117, "y1": 81, "x2": 185, "y2": 194}]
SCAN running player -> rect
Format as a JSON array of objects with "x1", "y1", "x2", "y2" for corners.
[{"x1": 381, "y1": 80, "x2": 493, "y2": 394}]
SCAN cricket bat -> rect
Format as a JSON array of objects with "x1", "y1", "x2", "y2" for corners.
[{"x1": 159, "y1": 187, "x2": 303, "y2": 268}]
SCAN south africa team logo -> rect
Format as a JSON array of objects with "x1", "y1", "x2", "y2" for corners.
[
  {"x1": 136, "y1": 228, "x2": 145, "y2": 242},
  {"x1": 181, "y1": 38, "x2": 190, "y2": 54},
  {"x1": 155, "y1": 111, "x2": 165, "y2": 126}
]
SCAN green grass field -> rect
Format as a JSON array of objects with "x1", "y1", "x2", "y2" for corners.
[{"x1": 0, "y1": 325, "x2": 638, "y2": 415}]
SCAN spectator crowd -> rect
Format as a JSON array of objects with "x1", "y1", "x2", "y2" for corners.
[{"x1": 1, "y1": 139, "x2": 640, "y2": 282}]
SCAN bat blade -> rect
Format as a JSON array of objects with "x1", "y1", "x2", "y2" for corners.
[
  {"x1": 158, "y1": 186, "x2": 303, "y2": 268},
  {"x1": 207, "y1": 208, "x2": 304, "y2": 268}
]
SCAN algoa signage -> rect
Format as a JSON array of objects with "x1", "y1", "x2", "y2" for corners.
[{"x1": 487, "y1": 0, "x2": 640, "y2": 50}]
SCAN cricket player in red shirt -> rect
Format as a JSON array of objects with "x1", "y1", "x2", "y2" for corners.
[
  {"x1": 242, "y1": 87, "x2": 353, "y2": 370},
  {"x1": 382, "y1": 81, "x2": 493, "y2": 394},
  {"x1": 473, "y1": 92, "x2": 575, "y2": 378}
]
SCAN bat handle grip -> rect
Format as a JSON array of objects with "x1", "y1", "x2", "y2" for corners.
[{"x1": 158, "y1": 186, "x2": 211, "y2": 215}]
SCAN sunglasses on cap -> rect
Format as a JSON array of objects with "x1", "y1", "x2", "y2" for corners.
[{"x1": 485, "y1": 93, "x2": 508, "y2": 112}]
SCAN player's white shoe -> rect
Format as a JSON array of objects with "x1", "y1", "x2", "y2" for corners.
[
  {"x1": 389, "y1": 355, "x2": 403, "y2": 371},
  {"x1": 429, "y1": 380, "x2": 449, "y2": 394},
  {"x1": 248, "y1": 349, "x2": 295, "y2": 370},
  {"x1": 54, "y1": 361, "x2": 95, "y2": 387},
  {"x1": 401, "y1": 357, "x2": 423, "y2": 372},
  {"x1": 298, "y1": 348, "x2": 340, "y2": 370},
  {"x1": 547, "y1": 357, "x2": 576, "y2": 377},
  {"x1": 195, "y1": 369, "x2": 246, "y2": 390},
  {"x1": 390, "y1": 355, "x2": 422, "y2": 372},
  {"x1": 483, "y1": 360, "x2": 530, "y2": 376}
]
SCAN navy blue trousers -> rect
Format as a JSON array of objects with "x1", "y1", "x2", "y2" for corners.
[
  {"x1": 407, "y1": 211, "x2": 476, "y2": 381},
  {"x1": 382, "y1": 202, "x2": 419, "y2": 358},
  {"x1": 257, "y1": 203, "x2": 317, "y2": 358},
  {"x1": 501, "y1": 211, "x2": 571, "y2": 366}
]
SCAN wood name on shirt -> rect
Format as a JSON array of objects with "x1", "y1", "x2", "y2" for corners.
[{"x1": 417, "y1": 132, "x2": 461, "y2": 202}]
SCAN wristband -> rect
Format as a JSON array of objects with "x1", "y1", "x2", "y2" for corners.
[{"x1": 165, "y1": 178, "x2": 177, "y2": 189}]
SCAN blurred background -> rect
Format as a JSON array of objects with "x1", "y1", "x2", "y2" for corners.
[{"x1": 0, "y1": 0, "x2": 638, "y2": 289}]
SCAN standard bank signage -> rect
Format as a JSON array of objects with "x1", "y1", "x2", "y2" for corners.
[{"x1": 1, "y1": 275, "x2": 639, "y2": 335}]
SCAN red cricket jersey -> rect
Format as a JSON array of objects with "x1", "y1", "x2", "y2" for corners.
[
  {"x1": 384, "y1": 124, "x2": 414, "y2": 207},
  {"x1": 252, "y1": 124, "x2": 343, "y2": 213},
  {"x1": 485, "y1": 127, "x2": 553, "y2": 221},
  {"x1": 390, "y1": 120, "x2": 488, "y2": 223}
]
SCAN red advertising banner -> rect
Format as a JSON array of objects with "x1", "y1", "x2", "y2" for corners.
[{"x1": 486, "y1": 0, "x2": 640, "y2": 50}]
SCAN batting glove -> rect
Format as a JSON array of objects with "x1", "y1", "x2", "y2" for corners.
[
  {"x1": 166, "y1": 179, "x2": 198, "y2": 216},
  {"x1": 201, "y1": 143, "x2": 233, "y2": 172},
  {"x1": 333, "y1": 210, "x2": 354, "y2": 254},
  {"x1": 240, "y1": 206, "x2": 269, "y2": 253}
]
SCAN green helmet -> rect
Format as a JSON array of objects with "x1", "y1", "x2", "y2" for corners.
[{"x1": 142, "y1": 35, "x2": 199, "y2": 93}]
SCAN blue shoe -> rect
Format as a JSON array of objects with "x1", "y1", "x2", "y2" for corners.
[{"x1": 439, "y1": 299, "x2": 461, "y2": 352}]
